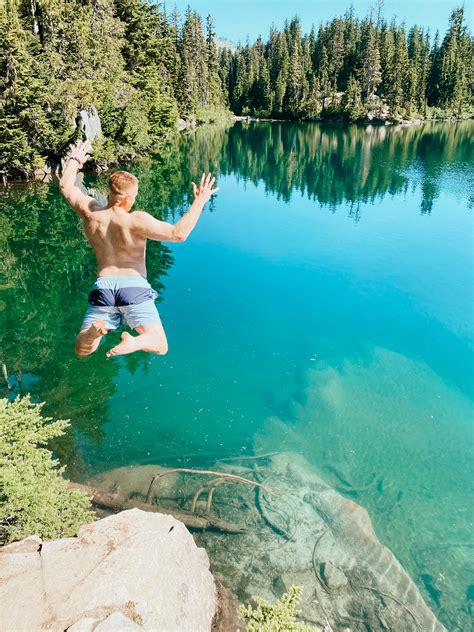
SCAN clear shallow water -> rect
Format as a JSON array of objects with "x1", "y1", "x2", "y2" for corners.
[{"x1": 1, "y1": 121, "x2": 473, "y2": 628}]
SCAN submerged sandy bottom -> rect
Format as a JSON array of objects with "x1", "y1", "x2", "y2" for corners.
[{"x1": 254, "y1": 347, "x2": 474, "y2": 630}]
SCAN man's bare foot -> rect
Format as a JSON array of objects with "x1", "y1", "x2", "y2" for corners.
[
  {"x1": 106, "y1": 332, "x2": 138, "y2": 357},
  {"x1": 87, "y1": 320, "x2": 107, "y2": 339},
  {"x1": 75, "y1": 320, "x2": 108, "y2": 357}
]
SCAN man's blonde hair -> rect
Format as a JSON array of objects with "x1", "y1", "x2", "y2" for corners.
[{"x1": 109, "y1": 171, "x2": 139, "y2": 196}]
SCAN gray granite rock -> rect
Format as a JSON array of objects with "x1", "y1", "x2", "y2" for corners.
[
  {"x1": 67, "y1": 617, "x2": 100, "y2": 632},
  {"x1": 77, "y1": 106, "x2": 102, "y2": 142},
  {"x1": 0, "y1": 509, "x2": 216, "y2": 631},
  {"x1": 95, "y1": 612, "x2": 143, "y2": 631}
]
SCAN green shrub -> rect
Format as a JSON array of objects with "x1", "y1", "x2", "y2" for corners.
[
  {"x1": 0, "y1": 396, "x2": 93, "y2": 545},
  {"x1": 238, "y1": 586, "x2": 317, "y2": 631}
]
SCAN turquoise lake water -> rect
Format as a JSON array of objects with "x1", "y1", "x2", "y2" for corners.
[{"x1": 0, "y1": 121, "x2": 473, "y2": 628}]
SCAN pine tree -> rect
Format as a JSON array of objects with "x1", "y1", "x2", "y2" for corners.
[
  {"x1": 268, "y1": 29, "x2": 289, "y2": 115},
  {"x1": 205, "y1": 14, "x2": 224, "y2": 109},
  {"x1": 379, "y1": 20, "x2": 395, "y2": 100},
  {"x1": 112, "y1": 0, "x2": 177, "y2": 147},
  {"x1": 386, "y1": 25, "x2": 409, "y2": 117},
  {"x1": 284, "y1": 17, "x2": 308, "y2": 117},
  {"x1": 326, "y1": 18, "x2": 346, "y2": 91},
  {"x1": 340, "y1": 6, "x2": 360, "y2": 89},
  {"x1": 437, "y1": 7, "x2": 472, "y2": 115},
  {"x1": 427, "y1": 30, "x2": 441, "y2": 106},
  {"x1": 251, "y1": 56, "x2": 273, "y2": 117},
  {"x1": 318, "y1": 46, "x2": 331, "y2": 109},
  {"x1": 304, "y1": 76, "x2": 323, "y2": 119},
  {"x1": 359, "y1": 19, "x2": 382, "y2": 102},
  {"x1": 342, "y1": 74, "x2": 364, "y2": 119}
]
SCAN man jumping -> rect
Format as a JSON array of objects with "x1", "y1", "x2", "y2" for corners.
[{"x1": 59, "y1": 139, "x2": 219, "y2": 358}]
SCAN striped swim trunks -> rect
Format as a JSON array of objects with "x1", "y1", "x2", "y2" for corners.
[{"x1": 80, "y1": 275, "x2": 161, "y2": 331}]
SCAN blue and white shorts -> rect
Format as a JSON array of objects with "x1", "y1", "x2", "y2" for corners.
[{"x1": 81, "y1": 276, "x2": 162, "y2": 331}]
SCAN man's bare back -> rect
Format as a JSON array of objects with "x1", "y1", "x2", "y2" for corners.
[
  {"x1": 83, "y1": 204, "x2": 149, "y2": 277},
  {"x1": 59, "y1": 140, "x2": 219, "y2": 357}
]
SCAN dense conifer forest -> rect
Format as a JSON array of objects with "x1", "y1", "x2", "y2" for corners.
[
  {"x1": 1, "y1": 0, "x2": 472, "y2": 179},
  {"x1": 222, "y1": 6, "x2": 472, "y2": 122}
]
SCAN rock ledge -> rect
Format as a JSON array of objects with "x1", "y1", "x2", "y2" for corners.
[{"x1": 0, "y1": 509, "x2": 217, "y2": 631}]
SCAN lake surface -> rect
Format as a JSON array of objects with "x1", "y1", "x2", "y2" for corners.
[{"x1": 1, "y1": 121, "x2": 473, "y2": 629}]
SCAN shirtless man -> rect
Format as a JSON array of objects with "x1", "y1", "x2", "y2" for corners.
[{"x1": 59, "y1": 139, "x2": 219, "y2": 358}]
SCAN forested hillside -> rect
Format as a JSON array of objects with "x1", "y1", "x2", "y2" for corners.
[
  {"x1": 1, "y1": 0, "x2": 472, "y2": 180},
  {"x1": 1, "y1": 0, "x2": 227, "y2": 179},
  {"x1": 221, "y1": 6, "x2": 473, "y2": 121}
]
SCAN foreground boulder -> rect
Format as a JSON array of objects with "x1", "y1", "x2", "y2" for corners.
[{"x1": 0, "y1": 509, "x2": 217, "y2": 631}]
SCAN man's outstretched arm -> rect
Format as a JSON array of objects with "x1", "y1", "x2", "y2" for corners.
[
  {"x1": 59, "y1": 140, "x2": 98, "y2": 216},
  {"x1": 134, "y1": 173, "x2": 219, "y2": 242}
]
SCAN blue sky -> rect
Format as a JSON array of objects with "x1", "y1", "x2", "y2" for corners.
[{"x1": 166, "y1": 0, "x2": 472, "y2": 43}]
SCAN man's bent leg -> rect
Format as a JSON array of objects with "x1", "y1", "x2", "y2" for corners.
[
  {"x1": 75, "y1": 321, "x2": 108, "y2": 357},
  {"x1": 107, "y1": 323, "x2": 168, "y2": 357}
]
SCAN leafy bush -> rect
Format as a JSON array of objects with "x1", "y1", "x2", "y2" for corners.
[
  {"x1": 238, "y1": 586, "x2": 317, "y2": 631},
  {"x1": 0, "y1": 396, "x2": 93, "y2": 545}
]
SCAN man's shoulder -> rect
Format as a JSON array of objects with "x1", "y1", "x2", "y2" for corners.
[
  {"x1": 131, "y1": 209, "x2": 155, "y2": 225},
  {"x1": 80, "y1": 199, "x2": 106, "y2": 220},
  {"x1": 131, "y1": 209, "x2": 154, "y2": 219},
  {"x1": 129, "y1": 210, "x2": 153, "y2": 234}
]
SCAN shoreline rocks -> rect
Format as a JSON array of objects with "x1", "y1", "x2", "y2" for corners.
[{"x1": 0, "y1": 509, "x2": 226, "y2": 631}]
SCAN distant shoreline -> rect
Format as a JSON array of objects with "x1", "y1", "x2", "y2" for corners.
[
  {"x1": 4, "y1": 115, "x2": 471, "y2": 185},
  {"x1": 232, "y1": 114, "x2": 473, "y2": 126}
]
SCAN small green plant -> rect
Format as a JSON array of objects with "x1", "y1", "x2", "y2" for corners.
[
  {"x1": 0, "y1": 396, "x2": 94, "y2": 545},
  {"x1": 238, "y1": 585, "x2": 317, "y2": 631}
]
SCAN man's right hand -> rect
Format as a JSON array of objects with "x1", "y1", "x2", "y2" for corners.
[
  {"x1": 191, "y1": 173, "x2": 219, "y2": 205},
  {"x1": 68, "y1": 139, "x2": 92, "y2": 167}
]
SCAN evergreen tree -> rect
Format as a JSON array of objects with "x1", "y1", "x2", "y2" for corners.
[
  {"x1": 268, "y1": 29, "x2": 289, "y2": 115},
  {"x1": 358, "y1": 20, "x2": 382, "y2": 102},
  {"x1": 113, "y1": 0, "x2": 177, "y2": 147},
  {"x1": 437, "y1": 7, "x2": 472, "y2": 114},
  {"x1": 342, "y1": 74, "x2": 364, "y2": 119},
  {"x1": 386, "y1": 25, "x2": 409, "y2": 117},
  {"x1": 205, "y1": 14, "x2": 224, "y2": 109},
  {"x1": 326, "y1": 18, "x2": 346, "y2": 91},
  {"x1": 304, "y1": 76, "x2": 323, "y2": 119},
  {"x1": 284, "y1": 17, "x2": 308, "y2": 117},
  {"x1": 318, "y1": 46, "x2": 331, "y2": 109},
  {"x1": 340, "y1": 6, "x2": 361, "y2": 88},
  {"x1": 427, "y1": 30, "x2": 441, "y2": 106}
]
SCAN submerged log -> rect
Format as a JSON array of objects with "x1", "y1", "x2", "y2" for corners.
[
  {"x1": 145, "y1": 467, "x2": 272, "y2": 504},
  {"x1": 69, "y1": 482, "x2": 246, "y2": 534}
]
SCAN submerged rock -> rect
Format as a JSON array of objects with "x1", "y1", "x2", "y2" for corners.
[
  {"x1": 0, "y1": 509, "x2": 217, "y2": 631},
  {"x1": 320, "y1": 561, "x2": 348, "y2": 591},
  {"x1": 88, "y1": 453, "x2": 446, "y2": 631},
  {"x1": 195, "y1": 452, "x2": 447, "y2": 632}
]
